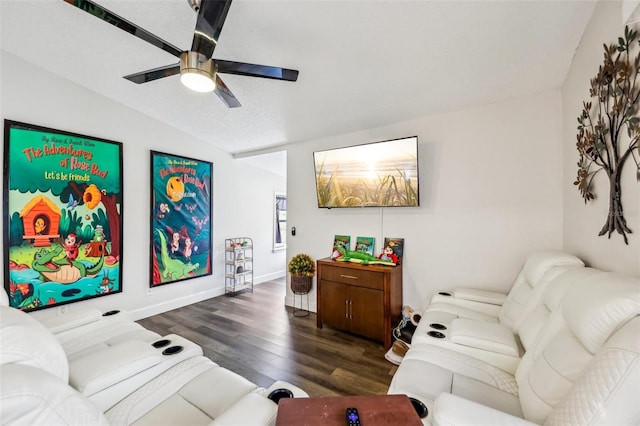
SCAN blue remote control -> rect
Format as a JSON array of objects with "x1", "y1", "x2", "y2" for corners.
[{"x1": 346, "y1": 407, "x2": 361, "y2": 426}]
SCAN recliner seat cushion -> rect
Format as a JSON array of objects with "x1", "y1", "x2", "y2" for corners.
[
  {"x1": 389, "y1": 343, "x2": 519, "y2": 396},
  {"x1": 105, "y1": 356, "x2": 278, "y2": 426},
  {"x1": 69, "y1": 340, "x2": 164, "y2": 396}
]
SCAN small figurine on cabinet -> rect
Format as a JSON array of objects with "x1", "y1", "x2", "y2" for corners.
[
  {"x1": 378, "y1": 245, "x2": 399, "y2": 264},
  {"x1": 334, "y1": 246, "x2": 395, "y2": 266}
]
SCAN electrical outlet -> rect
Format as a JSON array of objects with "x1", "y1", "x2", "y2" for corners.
[
  {"x1": 147, "y1": 288, "x2": 152, "y2": 296},
  {"x1": 58, "y1": 305, "x2": 69, "y2": 315}
]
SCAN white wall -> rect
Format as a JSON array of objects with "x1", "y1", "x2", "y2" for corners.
[
  {"x1": 562, "y1": 0, "x2": 640, "y2": 276},
  {"x1": 1, "y1": 52, "x2": 286, "y2": 322},
  {"x1": 285, "y1": 91, "x2": 564, "y2": 311}
]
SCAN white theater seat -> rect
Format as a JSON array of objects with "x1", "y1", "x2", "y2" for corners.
[
  {"x1": 0, "y1": 305, "x2": 187, "y2": 411},
  {"x1": 0, "y1": 305, "x2": 308, "y2": 425},
  {"x1": 423, "y1": 250, "x2": 584, "y2": 325},
  {"x1": 103, "y1": 357, "x2": 307, "y2": 425},
  {"x1": 431, "y1": 314, "x2": 640, "y2": 426},
  {"x1": 411, "y1": 265, "x2": 596, "y2": 373},
  {"x1": 388, "y1": 270, "x2": 640, "y2": 425}
]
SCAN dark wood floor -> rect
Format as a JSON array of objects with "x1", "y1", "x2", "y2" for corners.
[{"x1": 138, "y1": 278, "x2": 397, "y2": 397}]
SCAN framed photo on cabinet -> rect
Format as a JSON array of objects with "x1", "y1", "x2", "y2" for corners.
[
  {"x1": 382, "y1": 237, "x2": 404, "y2": 264},
  {"x1": 331, "y1": 234, "x2": 351, "y2": 259},
  {"x1": 355, "y1": 236, "x2": 375, "y2": 256}
]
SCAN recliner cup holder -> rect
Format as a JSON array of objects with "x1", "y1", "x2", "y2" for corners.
[
  {"x1": 162, "y1": 345, "x2": 184, "y2": 355},
  {"x1": 438, "y1": 292, "x2": 452, "y2": 296},
  {"x1": 267, "y1": 388, "x2": 293, "y2": 404},
  {"x1": 409, "y1": 397, "x2": 428, "y2": 418},
  {"x1": 102, "y1": 310, "x2": 120, "y2": 316},
  {"x1": 429, "y1": 323, "x2": 447, "y2": 330},
  {"x1": 152, "y1": 339, "x2": 171, "y2": 348},
  {"x1": 427, "y1": 331, "x2": 445, "y2": 339}
]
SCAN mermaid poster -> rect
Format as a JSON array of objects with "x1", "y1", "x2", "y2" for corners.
[
  {"x1": 150, "y1": 151, "x2": 212, "y2": 287},
  {"x1": 3, "y1": 120, "x2": 123, "y2": 312}
]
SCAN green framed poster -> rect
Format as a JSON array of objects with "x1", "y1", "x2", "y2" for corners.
[
  {"x1": 3, "y1": 120, "x2": 123, "y2": 312},
  {"x1": 150, "y1": 151, "x2": 212, "y2": 287}
]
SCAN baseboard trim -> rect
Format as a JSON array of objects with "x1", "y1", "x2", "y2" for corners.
[
  {"x1": 255, "y1": 270, "x2": 286, "y2": 283},
  {"x1": 131, "y1": 272, "x2": 287, "y2": 320},
  {"x1": 130, "y1": 286, "x2": 224, "y2": 320}
]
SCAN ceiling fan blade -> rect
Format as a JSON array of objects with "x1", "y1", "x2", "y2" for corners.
[
  {"x1": 216, "y1": 60, "x2": 299, "y2": 82},
  {"x1": 123, "y1": 63, "x2": 181, "y2": 84},
  {"x1": 191, "y1": 0, "x2": 233, "y2": 59},
  {"x1": 214, "y1": 75, "x2": 241, "y2": 108},
  {"x1": 63, "y1": 0, "x2": 183, "y2": 58}
]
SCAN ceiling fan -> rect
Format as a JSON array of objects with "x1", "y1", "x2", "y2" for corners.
[{"x1": 63, "y1": 0, "x2": 299, "y2": 108}]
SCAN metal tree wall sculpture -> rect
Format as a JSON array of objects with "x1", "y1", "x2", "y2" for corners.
[{"x1": 575, "y1": 26, "x2": 640, "y2": 245}]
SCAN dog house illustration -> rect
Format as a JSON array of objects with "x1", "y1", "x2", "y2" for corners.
[
  {"x1": 85, "y1": 241, "x2": 108, "y2": 257},
  {"x1": 20, "y1": 195, "x2": 61, "y2": 247}
]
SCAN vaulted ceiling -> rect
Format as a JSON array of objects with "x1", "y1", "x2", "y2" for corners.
[{"x1": 1, "y1": 1, "x2": 596, "y2": 155}]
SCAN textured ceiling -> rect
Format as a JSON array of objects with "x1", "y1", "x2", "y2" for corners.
[{"x1": 1, "y1": 0, "x2": 596, "y2": 156}]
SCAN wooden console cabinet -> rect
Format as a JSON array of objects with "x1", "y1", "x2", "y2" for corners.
[{"x1": 316, "y1": 258, "x2": 402, "y2": 348}]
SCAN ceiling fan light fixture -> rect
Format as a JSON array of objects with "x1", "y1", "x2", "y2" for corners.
[
  {"x1": 180, "y1": 51, "x2": 216, "y2": 93},
  {"x1": 180, "y1": 71, "x2": 215, "y2": 93}
]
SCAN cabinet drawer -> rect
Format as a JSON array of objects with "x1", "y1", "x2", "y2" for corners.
[{"x1": 321, "y1": 265, "x2": 383, "y2": 290}]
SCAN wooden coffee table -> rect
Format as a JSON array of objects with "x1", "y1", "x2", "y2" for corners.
[{"x1": 275, "y1": 394, "x2": 423, "y2": 426}]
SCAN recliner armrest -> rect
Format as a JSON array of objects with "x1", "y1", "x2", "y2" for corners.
[
  {"x1": 69, "y1": 340, "x2": 162, "y2": 397},
  {"x1": 211, "y1": 392, "x2": 278, "y2": 425},
  {"x1": 450, "y1": 318, "x2": 521, "y2": 357},
  {"x1": 40, "y1": 308, "x2": 103, "y2": 334},
  {"x1": 429, "y1": 289, "x2": 505, "y2": 317},
  {"x1": 453, "y1": 288, "x2": 506, "y2": 305},
  {"x1": 433, "y1": 393, "x2": 538, "y2": 426}
]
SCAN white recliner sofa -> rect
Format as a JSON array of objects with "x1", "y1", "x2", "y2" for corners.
[
  {"x1": 412, "y1": 266, "x2": 599, "y2": 374},
  {"x1": 415, "y1": 250, "x2": 585, "y2": 329},
  {"x1": 0, "y1": 289, "x2": 192, "y2": 412},
  {"x1": 410, "y1": 251, "x2": 587, "y2": 373},
  {"x1": 388, "y1": 268, "x2": 640, "y2": 425},
  {"x1": 401, "y1": 266, "x2": 601, "y2": 383},
  {"x1": 0, "y1": 304, "x2": 308, "y2": 425}
]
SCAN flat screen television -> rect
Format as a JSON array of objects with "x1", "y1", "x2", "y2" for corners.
[{"x1": 313, "y1": 136, "x2": 419, "y2": 208}]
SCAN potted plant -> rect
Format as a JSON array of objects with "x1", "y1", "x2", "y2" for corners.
[{"x1": 288, "y1": 253, "x2": 315, "y2": 294}]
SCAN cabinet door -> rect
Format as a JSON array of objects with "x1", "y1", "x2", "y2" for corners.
[
  {"x1": 320, "y1": 281, "x2": 350, "y2": 332},
  {"x1": 350, "y1": 286, "x2": 385, "y2": 342}
]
